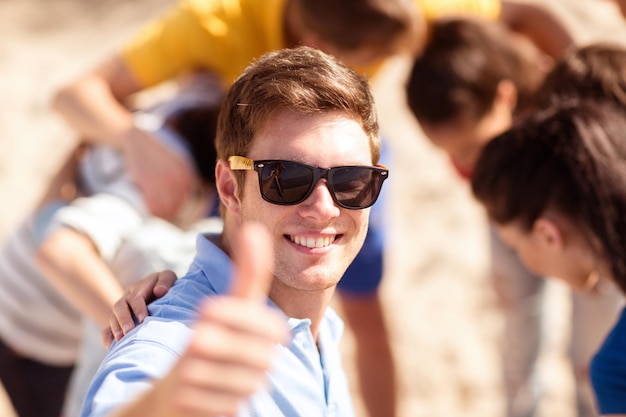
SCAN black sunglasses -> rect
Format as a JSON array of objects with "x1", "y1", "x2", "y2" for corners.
[{"x1": 228, "y1": 156, "x2": 388, "y2": 210}]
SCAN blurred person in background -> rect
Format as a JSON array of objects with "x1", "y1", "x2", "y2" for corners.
[
  {"x1": 0, "y1": 76, "x2": 222, "y2": 417},
  {"x1": 471, "y1": 98, "x2": 626, "y2": 416},
  {"x1": 406, "y1": 19, "x2": 621, "y2": 417}
]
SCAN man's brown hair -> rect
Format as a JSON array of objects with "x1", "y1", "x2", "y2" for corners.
[{"x1": 215, "y1": 45, "x2": 381, "y2": 173}]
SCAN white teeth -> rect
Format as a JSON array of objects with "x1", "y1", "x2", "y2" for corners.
[{"x1": 291, "y1": 235, "x2": 334, "y2": 248}]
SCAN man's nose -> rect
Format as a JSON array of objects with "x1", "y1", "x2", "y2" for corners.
[{"x1": 300, "y1": 180, "x2": 341, "y2": 218}]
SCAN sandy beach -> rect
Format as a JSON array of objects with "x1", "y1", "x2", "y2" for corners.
[{"x1": 1, "y1": 1, "x2": 626, "y2": 416}]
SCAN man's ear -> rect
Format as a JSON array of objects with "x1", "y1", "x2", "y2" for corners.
[
  {"x1": 532, "y1": 217, "x2": 564, "y2": 250},
  {"x1": 215, "y1": 160, "x2": 241, "y2": 215}
]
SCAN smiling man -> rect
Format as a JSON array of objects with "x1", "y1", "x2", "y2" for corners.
[{"x1": 79, "y1": 45, "x2": 387, "y2": 417}]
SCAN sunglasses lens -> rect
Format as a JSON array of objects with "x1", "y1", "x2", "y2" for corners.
[
  {"x1": 255, "y1": 160, "x2": 385, "y2": 209},
  {"x1": 259, "y1": 161, "x2": 314, "y2": 204},
  {"x1": 329, "y1": 167, "x2": 382, "y2": 209}
]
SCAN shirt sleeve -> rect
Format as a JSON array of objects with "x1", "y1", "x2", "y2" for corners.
[
  {"x1": 120, "y1": 0, "x2": 286, "y2": 87},
  {"x1": 47, "y1": 193, "x2": 144, "y2": 263},
  {"x1": 120, "y1": 1, "x2": 208, "y2": 86},
  {"x1": 80, "y1": 319, "x2": 192, "y2": 417}
]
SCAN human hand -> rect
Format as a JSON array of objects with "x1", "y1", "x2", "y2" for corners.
[
  {"x1": 122, "y1": 126, "x2": 197, "y2": 220},
  {"x1": 146, "y1": 222, "x2": 288, "y2": 417},
  {"x1": 102, "y1": 270, "x2": 177, "y2": 349}
]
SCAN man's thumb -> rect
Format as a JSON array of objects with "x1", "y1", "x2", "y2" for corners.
[{"x1": 228, "y1": 222, "x2": 274, "y2": 302}]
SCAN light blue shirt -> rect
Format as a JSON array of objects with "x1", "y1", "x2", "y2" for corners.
[{"x1": 80, "y1": 234, "x2": 355, "y2": 417}]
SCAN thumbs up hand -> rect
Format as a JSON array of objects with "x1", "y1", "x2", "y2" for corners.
[
  {"x1": 140, "y1": 222, "x2": 288, "y2": 417},
  {"x1": 228, "y1": 221, "x2": 275, "y2": 301}
]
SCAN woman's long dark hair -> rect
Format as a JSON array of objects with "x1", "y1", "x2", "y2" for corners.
[
  {"x1": 533, "y1": 43, "x2": 626, "y2": 110},
  {"x1": 471, "y1": 101, "x2": 626, "y2": 292}
]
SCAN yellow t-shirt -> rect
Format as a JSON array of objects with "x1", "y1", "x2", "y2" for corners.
[
  {"x1": 121, "y1": 0, "x2": 287, "y2": 87},
  {"x1": 416, "y1": 0, "x2": 500, "y2": 21},
  {"x1": 121, "y1": 0, "x2": 501, "y2": 88}
]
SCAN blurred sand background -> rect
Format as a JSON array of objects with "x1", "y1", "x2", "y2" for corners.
[{"x1": 1, "y1": 1, "x2": 626, "y2": 416}]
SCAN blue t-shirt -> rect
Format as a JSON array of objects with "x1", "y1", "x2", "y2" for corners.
[
  {"x1": 80, "y1": 233, "x2": 355, "y2": 417},
  {"x1": 590, "y1": 306, "x2": 626, "y2": 414}
]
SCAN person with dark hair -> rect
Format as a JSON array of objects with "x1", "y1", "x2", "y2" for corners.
[
  {"x1": 407, "y1": 17, "x2": 546, "y2": 177},
  {"x1": 471, "y1": 100, "x2": 626, "y2": 416},
  {"x1": 0, "y1": 74, "x2": 224, "y2": 417},
  {"x1": 406, "y1": 19, "x2": 621, "y2": 417},
  {"x1": 533, "y1": 42, "x2": 626, "y2": 109}
]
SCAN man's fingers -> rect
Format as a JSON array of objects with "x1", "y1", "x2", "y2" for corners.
[{"x1": 228, "y1": 222, "x2": 273, "y2": 302}]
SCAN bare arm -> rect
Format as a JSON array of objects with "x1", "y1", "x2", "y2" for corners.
[
  {"x1": 500, "y1": 1, "x2": 574, "y2": 60},
  {"x1": 52, "y1": 56, "x2": 140, "y2": 148},
  {"x1": 37, "y1": 227, "x2": 124, "y2": 327},
  {"x1": 52, "y1": 57, "x2": 196, "y2": 219}
]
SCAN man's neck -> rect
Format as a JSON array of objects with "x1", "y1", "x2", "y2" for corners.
[
  {"x1": 269, "y1": 282, "x2": 336, "y2": 340},
  {"x1": 220, "y1": 220, "x2": 334, "y2": 340}
]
